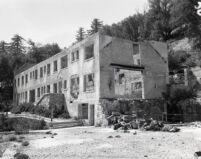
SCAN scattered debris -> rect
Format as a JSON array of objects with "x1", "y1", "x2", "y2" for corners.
[
  {"x1": 115, "y1": 135, "x2": 121, "y2": 138},
  {"x1": 133, "y1": 131, "x2": 137, "y2": 135},
  {"x1": 14, "y1": 153, "x2": 29, "y2": 159},
  {"x1": 194, "y1": 151, "x2": 201, "y2": 159},
  {"x1": 108, "y1": 112, "x2": 180, "y2": 132},
  {"x1": 46, "y1": 131, "x2": 52, "y2": 134}
]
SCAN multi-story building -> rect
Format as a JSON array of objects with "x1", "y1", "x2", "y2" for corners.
[{"x1": 13, "y1": 33, "x2": 169, "y2": 125}]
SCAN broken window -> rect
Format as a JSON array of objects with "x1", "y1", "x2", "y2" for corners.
[
  {"x1": 64, "y1": 80, "x2": 67, "y2": 89},
  {"x1": 58, "y1": 81, "x2": 62, "y2": 93},
  {"x1": 53, "y1": 83, "x2": 57, "y2": 93},
  {"x1": 119, "y1": 73, "x2": 125, "y2": 84},
  {"x1": 76, "y1": 50, "x2": 79, "y2": 60},
  {"x1": 18, "y1": 78, "x2": 20, "y2": 87},
  {"x1": 47, "y1": 64, "x2": 51, "y2": 75},
  {"x1": 133, "y1": 44, "x2": 139, "y2": 55},
  {"x1": 35, "y1": 69, "x2": 38, "y2": 80},
  {"x1": 61, "y1": 55, "x2": 68, "y2": 69},
  {"x1": 70, "y1": 75, "x2": 79, "y2": 99},
  {"x1": 71, "y1": 50, "x2": 79, "y2": 62},
  {"x1": 135, "y1": 82, "x2": 142, "y2": 90},
  {"x1": 84, "y1": 73, "x2": 94, "y2": 92},
  {"x1": 44, "y1": 66, "x2": 46, "y2": 74},
  {"x1": 82, "y1": 104, "x2": 88, "y2": 119},
  {"x1": 40, "y1": 67, "x2": 43, "y2": 78},
  {"x1": 22, "y1": 76, "x2": 24, "y2": 86},
  {"x1": 29, "y1": 90, "x2": 35, "y2": 102},
  {"x1": 47, "y1": 85, "x2": 50, "y2": 93},
  {"x1": 54, "y1": 60, "x2": 57, "y2": 72},
  {"x1": 137, "y1": 59, "x2": 141, "y2": 65},
  {"x1": 25, "y1": 91, "x2": 27, "y2": 102},
  {"x1": 85, "y1": 44, "x2": 94, "y2": 60},
  {"x1": 37, "y1": 88, "x2": 40, "y2": 98},
  {"x1": 25, "y1": 74, "x2": 28, "y2": 84}
]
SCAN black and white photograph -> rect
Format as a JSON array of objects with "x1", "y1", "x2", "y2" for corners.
[{"x1": 0, "y1": 0, "x2": 201, "y2": 158}]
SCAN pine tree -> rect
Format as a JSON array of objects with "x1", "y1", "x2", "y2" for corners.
[
  {"x1": 76, "y1": 27, "x2": 85, "y2": 42},
  {"x1": 0, "y1": 41, "x2": 8, "y2": 54},
  {"x1": 9, "y1": 34, "x2": 26, "y2": 55},
  {"x1": 88, "y1": 18, "x2": 103, "y2": 35}
]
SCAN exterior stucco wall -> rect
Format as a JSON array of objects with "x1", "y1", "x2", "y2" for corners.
[
  {"x1": 140, "y1": 42, "x2": 169, "y2": 99},
  {"x1": 99, "y1": 36, "x2": 138, "y2": 99},
  {"x1": 14, "y1": 33, "x2": 101, "y2": 121},
  {"x1": 14, "y1": 33, "x2": 169, "y2": 125}
]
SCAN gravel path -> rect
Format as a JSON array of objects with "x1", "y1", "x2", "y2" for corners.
[{"x1": 3, "y1": 126, "x2": 201, "y2": 159}]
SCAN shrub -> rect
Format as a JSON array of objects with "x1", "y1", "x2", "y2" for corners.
[
  {"x1": 14, "y1": 123, "x2": 29, "y2": 135},
  {"x1": 58, "y1": 112, "x2": 70, "y2": 119},
  {"x1": 22, "y1": 141, "x2": 29, "y2": 146},
  {"x1": 9, "y1": 135, "x2": 17, "y2": 141},
  {"x1": 14, "y1": 153, "x2": 29, "y2": 159}
]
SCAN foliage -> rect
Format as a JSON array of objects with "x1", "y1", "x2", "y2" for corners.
[
  {"x1": 0, "y1": 117, "x2": 47, "y2": 132},
  {"x1": 0, "y1": 34, "x2": 61, "y2": 109},
  {"x1": 11, "y1": 103, "x2": 69, "y2": 119},
  {"x1": 100, "y1": 99, "x2": 164, "y2": 119},
  {"x1": 27, "y1": 42, "x2": 61, "y2": 63},
  {"x1": 87, "y1": 18, "x2": 103, "y2": 35},
  {"x1": 9, "y1": 135, "x2": 17, "y2": 141},
  {"x1": 76, "y1": 27, "x2": 85, "y2": 42}
]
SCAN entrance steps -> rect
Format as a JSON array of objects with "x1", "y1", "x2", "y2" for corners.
[{"x1": 50, "y1": 120, "x2": 83, "y2": 129}]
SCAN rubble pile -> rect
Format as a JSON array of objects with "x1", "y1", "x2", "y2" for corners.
[
  {"x1": 189, "y1": 122, "x2": 201, "y2": 128},
  {"x1": 107, "y1": 112, "x2": 180, "y2": 132}
]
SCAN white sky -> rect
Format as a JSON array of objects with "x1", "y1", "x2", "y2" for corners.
[{"x1": 0, "y1": 0, "x2": 148, "y2": 48}]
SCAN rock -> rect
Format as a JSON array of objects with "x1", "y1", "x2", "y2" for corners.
[
  {"x1": 113, "y1": 123, "x2": 121, "y2": 130},
  {"x1": 46, "y1": 131, "x2": 52, "y2": 134},
  {"x1": 130, "y1": 121, "x2": 138, "y2": 129},
  {"x1": 115, "y1": 135, "x2": 121, "y2": 138},
  {"x1": 133, "y1": 131, "x2": 137, "y2": 135},
  {"x1": 107, "y1": 136, "x2": 113, "y2": 138}
]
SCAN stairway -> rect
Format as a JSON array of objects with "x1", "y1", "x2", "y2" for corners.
[{"x1": 50, "y1": 120, "x2": 83, "y2": 129}]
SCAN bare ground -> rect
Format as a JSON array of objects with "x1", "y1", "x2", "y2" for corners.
[{"x1": 2, "y1": 126, "x2": 201, "y2": 159}]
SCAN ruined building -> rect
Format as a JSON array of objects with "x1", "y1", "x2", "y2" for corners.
[{"x1": 13, "y1": 33, "x2": 169, "y2": 125}]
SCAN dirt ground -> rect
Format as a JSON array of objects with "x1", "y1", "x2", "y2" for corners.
[{"x1": 2, "y1": 126, "x2": 201, "y2": 159}]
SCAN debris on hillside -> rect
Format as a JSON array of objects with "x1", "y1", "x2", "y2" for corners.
[{"x1": 107, "y1": 112, "x2": 180, "y2": 133}]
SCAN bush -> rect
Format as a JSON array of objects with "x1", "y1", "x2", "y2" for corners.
[
  {"x1": 14, "y1": 119, "x2": 29, "y2": 135},
  {"x1": 9, "y1": 135, "x2": 17, "y2": 141},
  {"x1": 22, "y1": 141, "x2": 29, "y2": 146},
  {"x1": 1, "y1": 118, "x2": 47, "y2": 132},
  {"x1": 14, "y1": 153, "x2": 29, "y2": 159},
  {"x1": 58, "y1": 112, "x2": 70, "y2": 119},
  {"x1": 11, "y1": 103, "x2": 69, "y2": 119}
]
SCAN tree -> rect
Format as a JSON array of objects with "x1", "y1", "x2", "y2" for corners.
[
  {"x1": 171, "y1": 0, "x2": 201, "y2": 49},
  {"x1": 148, "y1": 0, "x2": 173, "y2": 41},
  {"x1": 27, "y1": 42, "x2": 61, "y2": 63},
  {"x1": 88, "y1": 18, "x2": 103, "y2": 35},
  {"x1": 0, "y1": 41, "x2": 8, "y2": 54},
  {"x1": 76, "y1": 27, "x2": 85, "y2": 42},
  {"x1": 0, "y1": 54, "x2": 13, "y2": 113},
  {"x1": 9, "y1": 34, "x2": 26, "y2": 55}
]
